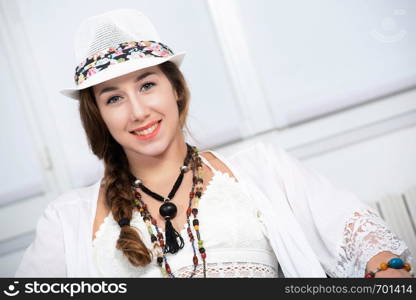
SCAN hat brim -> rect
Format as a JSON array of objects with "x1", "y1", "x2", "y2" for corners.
[{"x1": 60, "y1": 52, "x2": 186, "y2": 100}]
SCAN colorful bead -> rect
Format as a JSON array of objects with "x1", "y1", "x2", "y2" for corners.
[
  {"x1": 193, "y1": 219, "x2": 199, "y2": 226},
  {"x1": 364, "y1": 258, "x2": 412, "y2": 278},
  {"x1": 201, "y1": 252, "x2": 207, "y2": 259},
  {"x1": 194, "y1": 225, "x2": 199, "y2": 231},
  {"x1": 165, "y1": 263, "x2": 171, "y2": 274},
  {"x1": 404, "y1": 263, "x2": 411, "y2": 272},
  {"x1": 192, "y1": 208, "x2": 198, "y2": 216},
  {"x1": 193, "y1": 255, "x2": 198, "y2": 265},
  {"x1": 388, "y1": 258, "x2": 404, "y2": 269},
  {"x1": 150, "y1": 234, "x2": 157, "y2": 243},
  {"x1": 147, "y1": 226, "x2": 153, "y2": 235},
  {"x1": 198, "y1": 240, "x2": 204, "y2": 247}
]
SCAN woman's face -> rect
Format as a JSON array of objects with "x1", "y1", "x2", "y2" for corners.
[{"x1": 92, "y1": 65, "x2": 181, "y2": 157}]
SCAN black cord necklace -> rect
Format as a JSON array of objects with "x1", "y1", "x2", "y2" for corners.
[{"x1": 130, "y1": 143, "x2": 193, "y2": 254}]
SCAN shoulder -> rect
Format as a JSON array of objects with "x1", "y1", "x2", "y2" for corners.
[
  {"x1": 215, "y1": 141, "x2": 296, "y2": 182},
  {"x1": 199, "y1": 141, "x2": 279, "y2": 179},
  {"x1": 229, "y1": 140, "x2": 291, "y2": 165},
  {"x1": 212, "y1": 140, "x2": 275, "y2": 168},
  {"x1": 200, "y1": 151, "x2": 237, "y2": 180}
]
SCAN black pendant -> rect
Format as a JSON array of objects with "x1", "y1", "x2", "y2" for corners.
[
  {"x1": 159, "y1": 201, "x2": 184, "y2": 254},
  {"x1": 159, "y1": 202, "x2": 177, "y2": 219}
]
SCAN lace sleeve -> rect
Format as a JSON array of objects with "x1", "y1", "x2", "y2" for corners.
[
  {"x1": 238, "y1": 141, "x2": 414, "y2": 277},
  {"x1": 334, "y1": 208, "x2": 414, "y2": 277}
]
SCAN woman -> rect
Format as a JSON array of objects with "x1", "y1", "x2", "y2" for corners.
[{"x1": 15, "y1": 9, "x2": 413, "y2": 278}]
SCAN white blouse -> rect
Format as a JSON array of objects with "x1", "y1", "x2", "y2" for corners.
[
  {"x1": 92, "y1": 155, "x2": 279, "y2": 277},
  {"x1": 15, "y1": 141, "x2": 413, "y2": 277}
]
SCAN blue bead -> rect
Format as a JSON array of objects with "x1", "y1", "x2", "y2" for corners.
[{"x1": 388, "y1": 258, "x2": 404, "y2": 269}]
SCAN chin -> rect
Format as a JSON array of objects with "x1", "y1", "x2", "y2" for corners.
[{"x1": 128, "y1": 140, "x2": 168, "y2": 157}]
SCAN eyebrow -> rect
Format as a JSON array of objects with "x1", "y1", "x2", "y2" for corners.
[{"x1": 97, "y1": 72, "x2": 157, "y2": 97}]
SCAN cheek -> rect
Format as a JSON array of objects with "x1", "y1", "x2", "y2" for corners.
[
  {"x1": 99, "y1": 109, "x2": 126, "y2": 138},
  {"x1": 163, "y1": 100, "x2": 180, "y2": 129},
  {"x1": 161, "y1": 88, "x2": 180, "y2": 116},
  {"x1": 148, "y1": 90, "x2": 179, "y2": 119},
  {"x1": 166, "y1": 100, "x2": 179, "y2": 117}
]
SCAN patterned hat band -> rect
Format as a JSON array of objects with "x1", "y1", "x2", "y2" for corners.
[{"x1": 74, "y1": 41, "x2": 175, "y2": 86}]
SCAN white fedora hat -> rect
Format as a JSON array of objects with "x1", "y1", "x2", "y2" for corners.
[{"x1": 60, "y1": 9, "x2": 185, "y2": 100}]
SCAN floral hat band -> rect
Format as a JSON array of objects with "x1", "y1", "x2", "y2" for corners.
[{"x1": 74, "y1": 40, "x2": 175, "y2": 86}]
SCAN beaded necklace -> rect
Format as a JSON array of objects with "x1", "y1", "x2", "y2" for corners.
[
  {"x1": 130, "y1": 145, "x2": 207, "y2": 278},
  {"x1": 131, "y1": 144, "x2": 193, "y2": 254}
]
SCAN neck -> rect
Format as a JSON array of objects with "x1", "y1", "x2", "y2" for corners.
[{"x1": 126, "y1": 135, "x2": 189, "y2": 189}]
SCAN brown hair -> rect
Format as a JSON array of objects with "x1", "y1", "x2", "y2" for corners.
[{"x1": 79, "y1": 61, "x2": 192, "y2": 266}]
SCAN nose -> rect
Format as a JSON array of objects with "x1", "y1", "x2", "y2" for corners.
[{"x1": 128, "y1": 93, "x2": 150, "y2": 122}]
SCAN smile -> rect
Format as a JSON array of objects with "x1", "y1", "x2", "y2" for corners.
[{"x1": 131, "y1": 120, "x2": 162, "y2": 140}]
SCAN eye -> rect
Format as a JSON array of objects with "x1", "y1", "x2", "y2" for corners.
[
  {"x1": 140, "y1": 82, "x2": 155, "y2": 92},
  {"x1": 106, "y1": 95, "x2": 122, "y2": 105}
]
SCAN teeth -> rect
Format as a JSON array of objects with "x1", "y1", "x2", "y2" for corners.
[{"x1": 134, "y1": 122, "x2": 159, "y2": 135}]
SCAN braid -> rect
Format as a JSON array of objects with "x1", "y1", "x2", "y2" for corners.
[{"x1": 103, "y1": 142, "x2": 152, "y2": 266}]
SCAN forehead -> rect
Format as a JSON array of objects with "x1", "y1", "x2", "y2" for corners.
[{"x1": 93, "y1": 65, "x2": 163, "y2": 92}]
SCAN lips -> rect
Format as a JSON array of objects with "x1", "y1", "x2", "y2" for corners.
[
  {"x1": 130, "y1": 119, "x2": 161, "y2": 133},
  {"x1": 130, "y1": 119, "x2": 162, "y2": 141}
]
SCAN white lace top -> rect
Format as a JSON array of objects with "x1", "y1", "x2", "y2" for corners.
[{"x1": 92, "y1": 155, "x2": 279, "y2": 277}]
